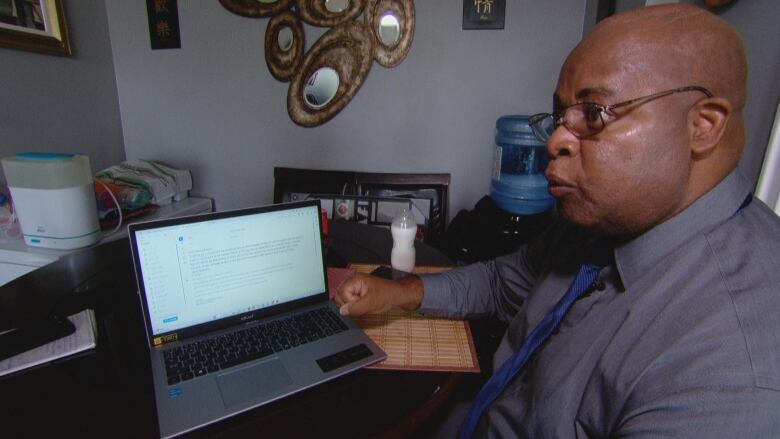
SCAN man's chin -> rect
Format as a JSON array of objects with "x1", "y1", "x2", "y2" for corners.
[
  {"x1": 557, "y1": 201, "x2": 587, "y2": 225},
  {"x1": 557, "y1": 202, "x2": 608, "y2": 233}
]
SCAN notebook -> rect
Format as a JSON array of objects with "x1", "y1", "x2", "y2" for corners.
[{"x1": 128, "y1": 200, "x2": 386, "y2": 438}]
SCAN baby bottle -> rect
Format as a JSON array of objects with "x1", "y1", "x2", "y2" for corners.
[{"x1": 390, "y1": 207, "x2": 417, "y2": 273}]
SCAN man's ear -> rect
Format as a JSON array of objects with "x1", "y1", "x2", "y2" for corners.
[{"x1": 688, "y1": 97, "x2": 732, "y2": 156}]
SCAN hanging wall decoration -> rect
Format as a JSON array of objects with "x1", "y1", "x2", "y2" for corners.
[
  {"x1": 462, "y1": 0, "x2": 505, "y2": 30},
  {"x1": 0, "y1": 0, "x2": 72, "y2": 56},
  {"x1": 219, "y1": 0, "x2": 415, "y2": 127},
  {"x1": 146, "y1": 0, "x2": 181, "y2": 50}
]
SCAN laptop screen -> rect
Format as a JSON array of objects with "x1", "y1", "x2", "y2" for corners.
[{"x1": 132, "y1": 203, "x2": 326, "y2": 336}]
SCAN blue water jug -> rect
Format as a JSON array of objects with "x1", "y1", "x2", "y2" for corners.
[{"x1": 490, "y1": 115, "x2": 554, "y2": 215}]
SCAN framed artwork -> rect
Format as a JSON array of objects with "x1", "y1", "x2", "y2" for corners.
[
  {"x1": 333, "y1": 198, "x2": 356, "y2": 221},
  {"x1": 462, "y1": 0, "x2": 505, "y2": 30},
  {"x1": 0, "y1": 0, "x2": 71, "y2": 56},
  {"x1": 297, "y1": 193, "x2": 411, "y2": 224},
  {"x1": 355, "y1": 200, "x2": 371, "y2": 224},
  {"x1": 145, "y1": 0, "x2": 180, "y2": 50}
]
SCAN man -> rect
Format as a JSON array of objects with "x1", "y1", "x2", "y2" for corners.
[{"x1": 337, "y1": 4, "x2": 780, "y2": 438}]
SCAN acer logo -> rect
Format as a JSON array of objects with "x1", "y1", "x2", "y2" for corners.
[{"x1": 241, "y1": 314, "x2": 255, "y2": 321}]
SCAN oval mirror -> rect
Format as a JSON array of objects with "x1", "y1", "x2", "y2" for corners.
[
  {"x1": 278, "y1": 27, "x2": 294, "y2": 51},
  {"x1": 378, "y1": 13, "x2": 400, "y2": 46},
  {"x1": 219, "y1": 0, "x2": 292, "y2": 18},
  {"x1": 304, "y1": 67, "x2": 340, "y2": 109},
  {"x1": 325, "y1": 0, "x2": 350, "y2": 13}
]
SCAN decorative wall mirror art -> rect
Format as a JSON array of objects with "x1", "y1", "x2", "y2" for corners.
[{"x1": 220, "y1": 0, "x2": 415, "y2": 127}]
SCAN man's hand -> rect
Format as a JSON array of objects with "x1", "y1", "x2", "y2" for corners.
[{"x1": 334, "y1": 272, "x2": 424, "y2": 316}]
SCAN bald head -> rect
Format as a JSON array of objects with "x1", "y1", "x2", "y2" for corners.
[{"x1": 581, "y1": 4, "x2": 747, "y2": 111}]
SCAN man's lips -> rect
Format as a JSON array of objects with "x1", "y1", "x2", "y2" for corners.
[{"x1": 545, "y1": 173, "x2": 577, "y2": 198}]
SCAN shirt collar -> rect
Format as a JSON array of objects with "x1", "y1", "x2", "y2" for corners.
[{"x1": 613, "y1": 169, "x2": 752, "y2": 291}]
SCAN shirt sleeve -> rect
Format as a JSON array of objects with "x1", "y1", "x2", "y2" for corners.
[{"x1": 417, "y1": 221, "x2": 562, "y2": 322}]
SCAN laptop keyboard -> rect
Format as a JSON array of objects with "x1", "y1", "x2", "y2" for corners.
[{"x1": 162, "y1": 307, "x2": 349, "y2": 385}]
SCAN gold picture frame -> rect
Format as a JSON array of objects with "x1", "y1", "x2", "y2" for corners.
[{"x1": 0, "y1": 0, "x2": 71, "y2": 56}]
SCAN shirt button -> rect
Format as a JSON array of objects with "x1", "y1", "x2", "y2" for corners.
[{"x1": 595, "y1": 281, "x2": 606, "y2": 291}]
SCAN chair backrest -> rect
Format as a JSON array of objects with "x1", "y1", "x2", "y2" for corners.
[
  {"x1": 273, "y1": 167, "x2": 355, "y2": 203},
  {"x1": 355, "y1": 172, "x2": 450, "y2": 247},
  {"x1": 272, "y1": 167, "x2": 450, "y2": 246}
]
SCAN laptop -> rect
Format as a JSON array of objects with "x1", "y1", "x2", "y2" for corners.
[{"x1": 128, "y1": 200, "x2": 386, "y2": 438}]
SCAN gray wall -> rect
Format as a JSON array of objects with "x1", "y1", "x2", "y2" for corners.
[
  {"x1": 105, "y1": 0, "x2": 586, "y2": 218},
  {"x1": 0, "y1": 0, "x2": 125, "y2": 180},
  {"x1": 715, "y1": 0, "x2": 780, "y2": 186}
]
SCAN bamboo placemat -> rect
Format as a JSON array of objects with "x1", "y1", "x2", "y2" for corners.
[{"x1": 349, "y1": 264, "x2": 480, "y2": 373}]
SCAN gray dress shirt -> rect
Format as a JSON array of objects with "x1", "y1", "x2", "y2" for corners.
[{"x1": 420, "y1": 170, "x2": 780, "y2": 438}]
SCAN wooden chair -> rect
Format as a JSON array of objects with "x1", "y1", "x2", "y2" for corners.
[
  {"x1": 273, "y1": 167, "x2": 355, "y2": 203},
  {"x1": 355, "y1": 172, "x2": 450, "y2": 248},
  {"x1": 272, "y1": 167, "x2": 450, "y2": 247}
]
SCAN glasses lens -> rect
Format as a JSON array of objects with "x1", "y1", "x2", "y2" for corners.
[
  {"x1": 585, "y1": 105, "x2": 603, "y2": 126},
  {"x1": 530, "y1": 114, "x2": 554, "y2": 142},
  {"x1": 566, "y1": 103, "x2": 605, "y2": 138}
]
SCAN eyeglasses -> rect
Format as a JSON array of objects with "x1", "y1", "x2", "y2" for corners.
[{"x1": 528, "y1": 86, "x2": 713, "y2": 142}]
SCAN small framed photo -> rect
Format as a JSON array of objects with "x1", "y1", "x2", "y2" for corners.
[
  {"x1": 374, "y1": 199, "x2": 411, "y2": 224},
  {"x1": 356, "y1": 200, "x2": 371, "y2": 224},
  {"x1": 0, "y1": 0, "x2": 72, "y2": 56},
  {"x1": 462, "y1": 0, "x2": 505, "y2": 30},
  {"x1": 333, "y1": 198, "x2": 355, "y2": 221}
]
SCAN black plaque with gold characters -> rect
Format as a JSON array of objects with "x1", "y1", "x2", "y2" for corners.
[
  {"x1": 146, "y1": 0, "x2": 181, "y2": 50},
  {"x1": 463, "y1": 0, "x2": 505, "y2": 30}
]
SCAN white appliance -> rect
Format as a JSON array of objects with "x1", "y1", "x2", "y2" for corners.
[
  {"x1": 0, "y1": 197, "x2": 213, "y2": 286},
  {"x1": 1, "y1": 153, "x2": 100, "y2": 250}
]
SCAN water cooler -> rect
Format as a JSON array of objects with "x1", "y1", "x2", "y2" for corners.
[
  {"x1": 490, "y1": 115, "x2": 555, "y2": 240},
  {"x1": 491, "y1": 115, "x2": 554, "y2": 214}
]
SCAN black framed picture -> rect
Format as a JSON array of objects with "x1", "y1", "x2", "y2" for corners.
[
  {"x1": 146, "y1": 0, "x2": 181, "y2": 50},
  {"x1": 463, "y1": 0, "x2": 505, "y2": 30}
]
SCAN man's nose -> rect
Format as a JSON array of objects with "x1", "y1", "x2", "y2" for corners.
[{"x1": 546, "y1": 124, "x2": 580, "y2": 159}]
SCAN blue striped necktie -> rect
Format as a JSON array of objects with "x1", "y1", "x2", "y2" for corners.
[{"x1": 459, "y1": 262, "x2": 603, "y2": 438}]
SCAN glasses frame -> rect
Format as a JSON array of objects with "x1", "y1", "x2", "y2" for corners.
[{"x1": 529, "y1": 85, "x2": 713, "y2": 142}]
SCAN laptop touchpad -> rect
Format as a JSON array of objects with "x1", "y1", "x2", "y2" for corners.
[{"x1": 217, "y1": 360, "x2": 293, "y2": 407}]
